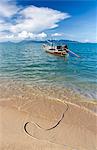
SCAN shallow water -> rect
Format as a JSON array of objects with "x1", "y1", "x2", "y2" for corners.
[{"x1": 0, "y1": 41, "x2": 97, "y2": 99}]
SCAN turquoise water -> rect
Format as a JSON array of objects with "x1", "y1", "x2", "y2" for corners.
[{"x1": 0, "y1": 41, "x2": 97, "y2": 99}]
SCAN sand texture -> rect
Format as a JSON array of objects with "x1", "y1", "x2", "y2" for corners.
[{"x1": 0, "y1": 81, "x2": 97, "y2": 150}]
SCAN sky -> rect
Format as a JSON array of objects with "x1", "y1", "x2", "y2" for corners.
[{"x1": 0, "y1": 0, "x2": 97, "y2": 42}]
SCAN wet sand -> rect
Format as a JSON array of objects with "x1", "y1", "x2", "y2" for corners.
[{"x1": 0, "y1": 80, "x2": 97, "y2": 150}]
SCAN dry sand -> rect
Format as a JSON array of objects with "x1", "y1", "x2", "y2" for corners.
[{"x1": 0, "y1": 81, "x2": 97, "y2": 150}]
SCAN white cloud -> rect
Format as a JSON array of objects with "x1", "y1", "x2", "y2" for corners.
[
  {"x1": 18, "y1": 31, "x2": 30, "y2": 39},
  {"x1": 84, "y1": 39, "x2": 90, "y2": 43},
  {"x1": 0, "y1": 0, "x2": 19, "y2": 18},
  {"x1": 17, "y1": 31, "x2": 47, "y2": 41},
  {"x1": 37, "y1": 32, "x2": 47, "y2": 39},
  {"x1": 9, "y1": 6, "x2": 70, "y2": 34},
  {"x1": 0, "y1": 31, "x2": 47, "y2": 42},
  {"x1": 0, "y1": 32, "x2": 14, "y2": 42},
  {"x1": 0, "y1": 1, "x2": 70, "y2": 41},
  {"x1": 51, "y1": 33, "x2": 63, "y2": 37}
]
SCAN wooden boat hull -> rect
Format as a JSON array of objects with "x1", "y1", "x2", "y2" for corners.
[
  {"x1": 42, "y1": 44, "x2": 68, "y2": 57},
  {"x1": 45, "y1": 50, "x2": 67, "y2": 57}
]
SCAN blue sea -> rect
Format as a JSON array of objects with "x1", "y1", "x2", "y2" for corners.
[{"x1": 0, "y1": 41, "x2": 97, "y2": 99}]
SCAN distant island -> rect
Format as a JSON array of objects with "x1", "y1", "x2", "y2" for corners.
[{"x1": 0, "y1": 39, "x2": 96, "y2": 44}]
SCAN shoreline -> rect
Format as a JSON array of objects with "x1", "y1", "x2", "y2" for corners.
[
  {"x1": 0, "y1": 78, "x2": 97, "y2": 112},
  {"x1": 0, "y1": 76, "x2": 97, "y2": 100},
  {"x1": 0, "y1": 79, "x2": 97, "y2": 150}
]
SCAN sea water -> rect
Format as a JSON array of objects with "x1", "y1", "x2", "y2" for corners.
[{"x1": 0, "y1": 41, "x2": 97, "y2": 99}]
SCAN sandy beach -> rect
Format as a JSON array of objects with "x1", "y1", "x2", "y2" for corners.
[
  {"x1": 0, "y1": 81, "x2": 97, "y2": 150},
  {"x1": 0, "y1": 0, "x2": 97, "y2": 149}
]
